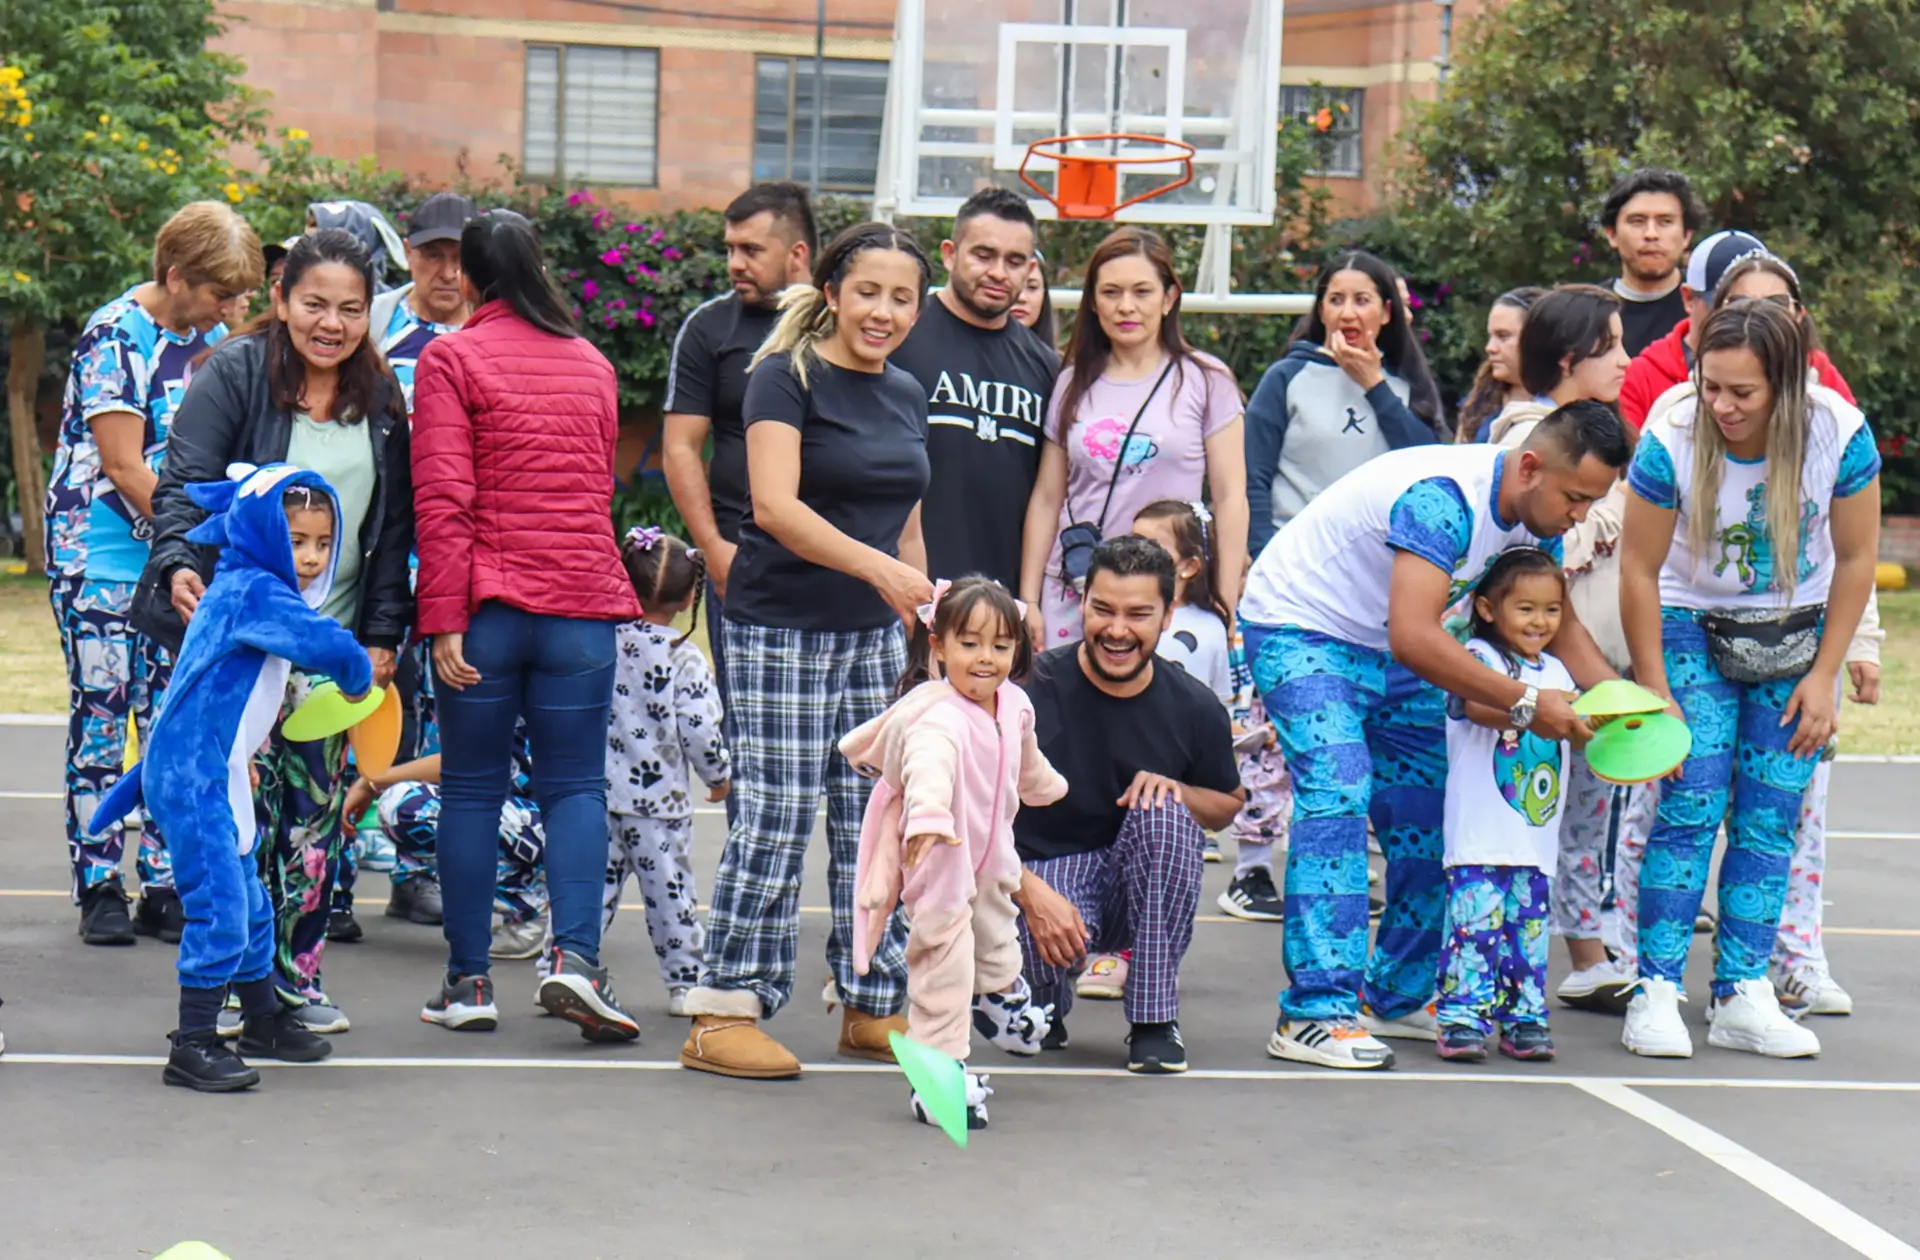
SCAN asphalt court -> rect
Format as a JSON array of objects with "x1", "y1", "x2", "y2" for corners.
[{"x1": 2, "y1": 721, "x2": 1918, "y2": 1259}]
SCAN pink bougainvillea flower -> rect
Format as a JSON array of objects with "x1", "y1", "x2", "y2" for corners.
[
  {"x1": 599, "y1": 248, "x2": 624, "y2": 266},
  {"x1": 662, "y1": 247, "x2": 683, "y2": 261},
  {"x1": 581, "y1": 279, "x2": 600, "y2": 301},
  {"x1": 567, "y1": 189, "x2": 594, "y2": 207}
]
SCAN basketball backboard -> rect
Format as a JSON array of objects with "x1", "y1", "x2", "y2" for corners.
[{"x1": 875, "y1": 0, "x2": 1284, "y2": 227}]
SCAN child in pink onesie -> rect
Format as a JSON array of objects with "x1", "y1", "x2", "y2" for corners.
[{"x1": 841, "y1": 577, "x2": 1067, "y2": 1132}]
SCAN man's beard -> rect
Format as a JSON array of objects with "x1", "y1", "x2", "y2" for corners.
[
  {"x1": 1081, "y1": 632, "x2": 1154, "y2": 685},
  {"x1": 951, "y1": 275, "x2": 1014, "y2": 322}
]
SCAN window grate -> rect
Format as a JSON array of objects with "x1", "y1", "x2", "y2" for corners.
[
  {"x1": 1280, "y1": 85, "x2": 1364, "y2": 179},
  {"x1": 753, "y1": 56, "x2": 889, "y2": 193},
  {"x1": 523, "y1": 44, "x2": 660, "y2": 188}
]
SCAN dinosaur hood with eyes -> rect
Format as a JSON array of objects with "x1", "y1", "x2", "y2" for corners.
[{"x1": 89, "y1": 462, "x2": 373, "y2": 857}]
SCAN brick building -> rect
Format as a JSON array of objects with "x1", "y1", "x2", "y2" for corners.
[{"x1": 215, "y1": 0, "x2": 1486, "y2": 214}]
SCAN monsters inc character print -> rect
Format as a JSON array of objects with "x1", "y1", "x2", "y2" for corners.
[
  {"x1": 1493, "y1": 728, "x2": 1562, "y2": 827},
  {"x1": 1714, "y1": 482, "x2": 1818, "y2": 594},
  {"x1": 1440, "y1": 639, "x2": 1575, "y2": 876}
]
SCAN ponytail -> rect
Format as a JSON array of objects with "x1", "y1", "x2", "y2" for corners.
[
  {"x1": 461, "y1": 209, "x2": 576, "y2": 338},
  {"x1": 748, "y1": 220, "x2": 931, "y2": 390}
]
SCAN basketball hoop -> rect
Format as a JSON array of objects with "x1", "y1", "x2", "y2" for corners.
[{"x1": 1018, "y1": 133, "x2": 1198, "y2": 220}]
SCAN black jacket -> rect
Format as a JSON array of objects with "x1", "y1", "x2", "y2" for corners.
[{"x1": 133, "y1": 333, "x2": 415, "y2": 654}]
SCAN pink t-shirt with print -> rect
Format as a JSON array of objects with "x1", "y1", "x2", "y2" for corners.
[{"x1": 1040, "y1": 352, "x2": 1243, "y2": 643}]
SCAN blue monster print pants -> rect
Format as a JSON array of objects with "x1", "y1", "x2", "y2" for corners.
[
  {"x1": 1246, "y1": 623, "x2": 1447, "y2": 1022},
  {"x1": 1639, "y1": 610, "x2": 1822, "y2": 997},
  {"x1": 1435, "y1": 864, "x2": 1550, "y2": 1035}
]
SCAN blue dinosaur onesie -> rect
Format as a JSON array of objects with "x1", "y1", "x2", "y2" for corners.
[{"x1": 92, "y1": 462, "x2": 372, "y2": 994}]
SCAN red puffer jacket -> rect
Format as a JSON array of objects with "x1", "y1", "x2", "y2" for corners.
[{"x1": 411, "y1": 301, "x2": 641, "y2": 636}]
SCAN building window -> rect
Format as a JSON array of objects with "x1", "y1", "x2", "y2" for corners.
[
  {"x1": 754, "y1": 57, "x2": 889, "y2": 193},
  {"x1": 523, "y1": 44, "x2": 660, "y2": 187},
  {"x1": 1281, "y1": 85, "x2": 1364, "y2": 179}
]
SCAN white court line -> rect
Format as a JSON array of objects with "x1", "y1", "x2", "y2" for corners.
[
  {"x1": 0, "y1": 791, "x2": 59, "y2": 800},
  {"x1": 1577, "y1": 1080, "x2": 1920, "y2": 1260},
  {"x1": 0, "y1": 714, "x2": 64, "y2": 727}
]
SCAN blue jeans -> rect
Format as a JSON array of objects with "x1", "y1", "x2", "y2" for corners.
[{"x1": 435, "y1": 602, "x2": 616, "y2": 978}]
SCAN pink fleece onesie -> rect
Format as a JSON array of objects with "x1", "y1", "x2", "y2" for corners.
[{"x1": 840, "y1": 680, "x2": 1067, "y2": 1059}]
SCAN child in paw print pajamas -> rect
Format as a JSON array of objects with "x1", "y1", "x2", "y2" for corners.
[{"x1": 605, "y1": 617, "x2": 732, "y2": 998}]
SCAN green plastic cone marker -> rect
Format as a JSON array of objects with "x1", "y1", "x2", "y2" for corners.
[
  {"x1": 282, "y1": 681, "x2": 387, "y2": 743},
  {"x1": 889, "y1": 1032, "x2": 969, "y2": 1148},
  {"x1": 1571, "y1": 679, "x2": 1670, "y2": 719},
  {"x1": 1585, "y1": 712, "x2": 1693, "y2": 785},
  {"x1": 154, "y1": 1245, "x2": 234, "y2": 1260}
]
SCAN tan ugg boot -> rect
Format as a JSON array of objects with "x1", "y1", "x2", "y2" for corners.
[
  {"x1": 678, "y1": 988, "x2": 801, "y2": 1080},
  {"x1": 837, "y1": 1006, "x2": 910, "y2": 1062}
]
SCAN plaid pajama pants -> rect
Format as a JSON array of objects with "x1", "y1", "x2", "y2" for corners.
[
  {"x1": 701, "y1": 620, "x2": 909, "y2": 1019},
  {"x1": 1016, "y1": 803, "x2": 1206, "y2": 1025}
]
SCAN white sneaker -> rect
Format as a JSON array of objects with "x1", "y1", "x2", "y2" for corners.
[
  {"x1": 1268, "y1": 1017, "x2": 1396, "y2": 1070},
  {"x1": 1707, "y1": 979, "x2": 1821, "y2": 1058},
  {"x1": 294, "y1": 1000, "x2": 350, "y2": 1035},
  {"x1": 1775, "y1": 967, "x2": 1853, "y2": 1018},
  {"x1": 1358, "y1": 1001, "x2": 1438, "y2": 1042},
  {"x1": 1557, "y1": 958, "x2": 1638, "y2": 1014},
  {"x1": 1622, "y1": 977, "x2": 1693, "y2": 1058},
  {"x1": 667, "y1": 987, "x2": 692, "y2": 1018}
]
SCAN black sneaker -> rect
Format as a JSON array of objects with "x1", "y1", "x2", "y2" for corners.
[
  {"x1": 386, "y1": 876, "x2": 444, "y2": 925},
  {"x1": 132, "y1": 886, "x2": 185, "y2": 944},
  {"x1": 1126, "y1": 1021, "x2": 1187, "y2": 1074},
  {"x1": 237, "y1": 1006, "x2": 334, "y2": 1063},
  {"x1": 163, "y1": 1032, "x2": 261, "y2": 1092},
  {"x1": 421, "y1": 974, "x2": 500, "y2": 1032},
  {"x1": 1436, "y1": 1026, "x2": 1489, "y2": 1063},
  {"x1": 1041, "y1": 1016, "x2": 1070, "y2": 1052},
  {"x1": 326, "y1": 906, "x2": 364, "y2": 943},
  {"x1": 537, "y1": 948, "x2": 640, "y2": 1042},
  {"x1": 1217, "y1": 867, "x2": 1284, "y2": 922},
  {"x1": 1498, "y1": 1022, "x2": 1555, "y2": 1062},
  {"x1": 78, "y1": 878, "x2": 136, "y2": 946}
]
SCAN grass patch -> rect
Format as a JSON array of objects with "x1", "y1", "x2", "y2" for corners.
[
  {"x1": 0, "y1": 569, "x2": 64, "y2": 714},
  {"x1": 1844, "y1": 589, "x2": 1920, "y2": 755}
]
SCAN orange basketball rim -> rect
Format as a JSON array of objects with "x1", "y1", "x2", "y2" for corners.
[{"x1": 1018, "y1": 133, "x2": 1198, "y2": 220}]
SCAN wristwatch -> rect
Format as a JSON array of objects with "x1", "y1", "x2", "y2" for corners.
[{"x1": 1507, "y1": 684, "x2": 1539, "y2": 731}]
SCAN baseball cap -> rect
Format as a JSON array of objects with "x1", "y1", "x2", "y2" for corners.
[
  {"x1": 1685, "y1": 230, "x2": 1768, "y2": 303},
  {"x1": 406, "y1": 191, "x2": 477, "y2": 246}
]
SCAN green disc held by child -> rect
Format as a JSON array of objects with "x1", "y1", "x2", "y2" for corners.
[
  {"x1": 1586, "y1": 711, "x2": 1693, "y2": 785},
  {"x1": 282, "y1": 681, "x2": 386, "y2": 743},
  {"x1": 1572, "y1": 679, "x2": 1670, "y2": 719},
  {"x1": 889, "y1": 1032, "x2": 969, "y2": 1149},
  {"x1": 155, "y1": 1244, "x2": 234, "y2": 1260}
]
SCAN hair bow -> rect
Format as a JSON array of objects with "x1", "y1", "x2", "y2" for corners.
[
  {"x1": 625, "y1": 525, "x2": 664, "y2": 551},
  {"x1": 1189, "y1": 500, "x2": 1213, "y2": 527},
  {"x1": 915, "y1": 578, "x2": 952, "y2": 630}
]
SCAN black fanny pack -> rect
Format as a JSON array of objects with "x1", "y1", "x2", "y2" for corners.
[
  {"x1": 1698, "y1": 605, "x2": 1823, "y2": 684},
  {"x1": 1058, "y1": 360, "x2": 1176, "y2": 594}
]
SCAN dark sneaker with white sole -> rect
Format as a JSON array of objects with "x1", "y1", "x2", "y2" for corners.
[
  {"x1": 1436, "y1": 1026, "x2": 1489, "y2": 1063},
  {"x1": 132, "y1": 886, "x2": 185, "y2": 943},
  {"x1": 1126, "y1": 1021, "x2": 1187, "y2": 1073},
  {"x1": 1218, "y1": 867, "x2": 1284, "y2": 922},
  {"x1": 1498, "y1": 1023, "x2": 1555, "y2": 1061},
  {"x1": 78, "y1": 878, "x2": 137, "y2": 946},
  {"x1": 238, "y1": 1007, "x2": 334, "y2": 1062},
  {"x1": 1042, "y1": 1016, "x2": 1069, "y2": 1052},
  {"x1": 537, "y1": 948, "x2": 640, "y2": 1042},
  {"x1": 386, "y1": 877, "x2": 444, "y2": 925},
  {"x1": 164, "y1": 1032, "x2": 260, "y2": 1092},
  {"x1": 422, "y1": 975, "x2": 499, "y2": 1031},
  {"x1": 326, "y1": 906, "x2": 364, "y2": 943}
]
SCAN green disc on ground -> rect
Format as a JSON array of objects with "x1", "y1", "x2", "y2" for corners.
[
  {"x1": 889, "y1": 1032, "x2": 969, "y2": 1149},
  {"x1": 281, "y1": 681, "x2": 386, "y2": 743},
  {"x1": 1572, "y1": 679, "x2": 1671, "y2": 719},
  {"x1": 155, "y1": 1245, "x2": 234, "y2": 1260},
  {"x1": 1586, "y1": 711, "x2": 1693, "y2": 785}
]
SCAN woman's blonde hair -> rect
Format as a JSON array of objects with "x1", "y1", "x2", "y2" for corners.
[
  {"x1": 152, "y1": 201, "x2": 263, "y2": 293},
  {"x1": 749, "y1": 221, "x2": 930, "y2": 387},
  {"x1": 1687, "y1": 299, "x2": 1812, "y2": 600}
]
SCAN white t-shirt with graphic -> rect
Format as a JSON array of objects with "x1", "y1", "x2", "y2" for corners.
[
  {"x1": 1443, "y1": 639, "x2": 1575, "y2": 872},
  {"x1": 1239, "y1": 444, "x2": 1564, "y2": 651},
  {"x1": 1627, "y1": 385, "x2": 1881, "y2": 612},
  {"x1": 1157, "y1": 602, "x2": 1233, "y2": 705}
]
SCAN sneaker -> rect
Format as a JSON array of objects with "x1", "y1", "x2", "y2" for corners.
[
  {"x1": 355, "y1": 830, "x2": 398, "y2": 873},
  {"x1": 1706, "y1": 979, "x2": 1821, "y2": 1058},
  {"x1": 1368, "y1": 892, "x2": 1386, "y2": 920},
  {"x1": 215, "y1": 1004, "x2": 244, "y2": 1040},
  {"x1": 1498, "y1": 1023, "x2": 1555, "y2": 1061},
  {"x1": 1557, "y1": 958, "x2": 1638, "y2": 1014},
  {"x1": 292, "y1": 1000, "x2": 350, "y2": 1035},
  {"x1": 489, "y1": 913, "x2": 548, "y2": 960},
  {"x1": 1695, "y1": 908, "x2": 1717, "y2": 934},
  {"x1": 1776, "y1": 967, "x2": 1853, "y2": 1018},
  {"x1": 1359, "y1": 1001, "x2": 1438, "y2": 1042},
  {"x1": 1041, "y1": 1016, "x2": 1069, "y2": 1052},
  {"x1": 666, "y1": 987, "x2": 692, "y2": 1018},
  {"x1": 163, "y1": 1032, "x2": 260, "y2": 1093},
  {"x1": 1268, "y1": 1016, "x2": 1395, "y2": 1070},
  {"x1": 1127, "y1": 1021, "x2": 1187, "y2": 1073},
  {"x1": 238, "y1": 1006, "x2": 334, "y2": 1062},
  {"x1": 1622, "y1": 977, "x2": 1693, "y2": 1058},
  {"x1": 971, "y1": 975, "x2": 1052, "y2": 1057},
  {"x1": 386, "y1": 877, "x2": 444, "y2": 925},
  {"x1": 1218, "y1": 867, "x2": 1284, "y2": 922},
  {"x1": 77, "y1": 878, "x2": 137, "y2": 946},
  {"x1": 1075, "y1": 953, "x2": 1128, "y2": 1000},
  {"x1": 1436, "y1": 1026, "x2": 1488, "y2": 1062},
  {"x1": 537, "y1": 948, "x2": 641, "y2": 1042},
  {"x1": 1202, "y1": 836, "x2": 1223, "y2": 864},
  {"x1": 326, "y1": 906, "x2": 364, "y2": 943},
  {"x1": 131, "y1": 886, "x2": 184, "y2": 944},
  {"x1": 912, "y1": 1071, "x2": 992, "y2": 1131},
  {"x1": 421, "y1": 974, "x2": 499, "y2": 1032}
]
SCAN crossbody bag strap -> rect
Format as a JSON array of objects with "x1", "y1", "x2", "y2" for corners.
[{"x1": 1090, "y1": 357, "x2": 1177, "y2": 535}]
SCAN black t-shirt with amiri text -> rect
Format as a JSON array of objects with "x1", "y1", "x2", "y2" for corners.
[
  {"x1": 663, "y1": 294, "x2": 780, "y2": 544},
  {"x1": 1014, "y1": 644, "x2": 1240, "y2": 862},
  {"x1": 725, "y1": 351, "x2": 930, "y2": 632},
  {"x1": 889, "y1": 298, "x2": 1060, "y2": 590}
]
